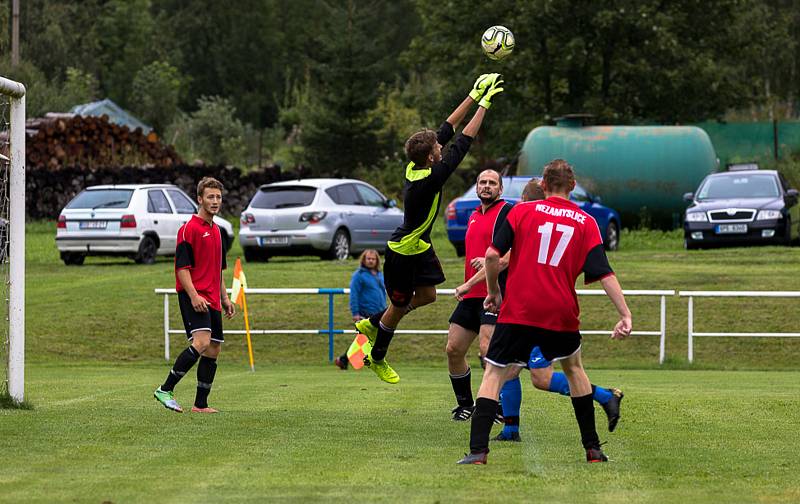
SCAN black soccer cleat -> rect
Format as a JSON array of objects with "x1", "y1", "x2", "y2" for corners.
[
  {"x1": 586, "y1": 446, "x2": 609, "y2": 463},
  {"x1": 451, "y1": 405, "x2": 475, "y2": 421},
  {"x1": 601, "y1": 388, "x2": 624, "y2": 432},
  {"x1": 456, "y1": 450, "x2": 488, "y2": 465},
  {"x1": 334, "y1": 356, "x2": 348, "y2": 370},
  {"x1": 493, "y1": 431, "x2": 521, "y2": 442}
]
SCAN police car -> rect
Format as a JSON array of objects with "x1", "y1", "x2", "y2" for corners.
[{"x1": 683, "y1": 164, "x2": 800, "y2": 249}]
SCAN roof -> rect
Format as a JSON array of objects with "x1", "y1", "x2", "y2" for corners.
[
  {"x1": 86, "y1": 184, "x2": 176, "y2": 190},
  {"x1": 709, "y1": 169, "x2": 778, "y2": 177},
  {"x1": 69, "y1": 99, "x2": 152, "y2": 133},
  {"x1": 259, "y1": 178, "x2": 367, "y2": 190}
]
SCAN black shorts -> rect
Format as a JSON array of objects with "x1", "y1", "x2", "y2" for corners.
[
  {"x1": 383, "y1": 247, "x2": 445, "y2": 307},
  {"x1": 178, "y1": 291, "x2": 224, "y2": 343},
  {"x1": 485, "y1": 323, "x2": 581, "y2": 367},
  {"x1": 448, "y1": 298, "x2": 498, "y2": 333}
]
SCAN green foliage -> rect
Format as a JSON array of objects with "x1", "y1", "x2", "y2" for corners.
[
  {"x1": 167, "y1": 96, "x2": 246, "y2": 166},
  {"x1": 130, "y1": 61, "x2": 184, "y2": 133},
  {"x1": 0, "y1": 61, "x2": 97, "y2": 116},
  {"x1": 61, "y1": 67, "x2": 99, "y2": 106}
]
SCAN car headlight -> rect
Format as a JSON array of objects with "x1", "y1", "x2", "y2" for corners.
[
  {"x1": 685, "y1": 212, "x2": 708, "y2": 222},
  {"x1": 756, "y1": 210, "x2": 782, "y2": 220}
]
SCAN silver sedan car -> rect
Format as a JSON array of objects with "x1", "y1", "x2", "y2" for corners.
[{"x1": 239, "y1": 178, "x2": 403, "y2": 261}]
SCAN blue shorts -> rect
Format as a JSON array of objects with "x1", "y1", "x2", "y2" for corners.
[{"x1": 528, "y1": 346, "x2": 552, "y2": 369}]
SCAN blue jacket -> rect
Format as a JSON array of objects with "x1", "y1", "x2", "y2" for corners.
[{"x1": 349, "y1": 267, "x2": 387, "y2": 317}]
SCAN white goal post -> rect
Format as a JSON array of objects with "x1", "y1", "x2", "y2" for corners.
[{"x1": 0, "y1": 76, "x2": 26, "y2": 402}]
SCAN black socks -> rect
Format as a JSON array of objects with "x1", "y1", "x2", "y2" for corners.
[
  {"x1": 571, "y1": 393, "x2": 600, "y2": 449},
  {"x1": 370, "y1": 322, "x2": 395, "y2": 361},
  {"x1": 194, "y1": 356, "x2": 218, "y2": 408},
  {"x1": 449, "y1": 368, "x2": 473, "y2": 407},
  {"x1": 469, "y1": 397, "x2": 498, "y2": 453},
  {"x1": 161, "y1": 345, "x2": 200, "y2": 392}
]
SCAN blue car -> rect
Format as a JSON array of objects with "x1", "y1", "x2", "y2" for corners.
[{"x1": 445, "y1": 176, "x2": 621, "y2": 256}]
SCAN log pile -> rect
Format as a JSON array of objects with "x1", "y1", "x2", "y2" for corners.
[{"x1": 24, "y1": 113, "x2": 182, "y2": 169}]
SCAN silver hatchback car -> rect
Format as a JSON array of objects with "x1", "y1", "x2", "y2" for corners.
[{"x1": 239, "y1": 178, "x2": 403, "y2": 261}]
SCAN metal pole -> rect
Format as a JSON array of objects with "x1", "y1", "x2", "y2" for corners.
[
  {"x1": 8, "y1": 91, "x2": 25, "y2": 401},
  {"x1": 163, "y1": 294, "x2": 170, "y2": 361},
  {"x1": 659, "y1": 295, "x2": 666, "y2": 364},
  {"x1": 328, "y1": 292, "x2": 334, "y2": 362},
  {"x1": 687, "y1": 296, "x2": 694, "y2": 363}
]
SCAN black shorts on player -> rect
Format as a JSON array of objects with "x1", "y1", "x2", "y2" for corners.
[
  {"x1": 383, "y1": 247, "x2": 445, "y2": 307},
  {"x1": 449, "y1": 298, "x2": 498, "y2": 333},
  {"x1": 484, "y1": 323, "x2": 581, "y2": 368},
  {"x1": 178, "y1": 291, "x2": 224, "y2": 343}
]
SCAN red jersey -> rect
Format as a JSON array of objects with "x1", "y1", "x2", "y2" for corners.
[
  {"x1": 175, "y1": 214, "x2": 227, "y2": 311},
  {"x1": 463, "y1": 199, "x2": 512, "y2": 299},
  {"x1": 490, "y1": 196, "x2": 613, "y2": 331}
]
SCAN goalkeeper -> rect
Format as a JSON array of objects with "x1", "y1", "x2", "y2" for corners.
[{"x1": 355, "y1": 74, "x2": 505, "y2": 384}]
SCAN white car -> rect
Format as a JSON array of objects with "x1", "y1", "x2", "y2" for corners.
[{"x1": 56, "y1": 184, "x2": 234, "y2": 265}]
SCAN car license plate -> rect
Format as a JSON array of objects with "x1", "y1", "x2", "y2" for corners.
[
  {"x1": 716, "y1": 224, "x2": 747, "y2": 234},
  {"x1": 80, "y1": 220, "x2": 107, "y2": 230},
  {"x1": 260, "y1": 236, "x2": 289, "y2": 246}
]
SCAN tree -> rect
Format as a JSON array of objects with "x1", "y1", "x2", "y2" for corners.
[
  {"x1": 167, "y1": 95, "x2": 246, "y2": 166},
  {"x1": 131, "y1": 61, "x2": 183, "y2": 133}
]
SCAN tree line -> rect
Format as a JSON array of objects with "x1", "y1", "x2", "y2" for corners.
[{"x1": 0, "y1": 0, "x2": 798, "y2": 180}]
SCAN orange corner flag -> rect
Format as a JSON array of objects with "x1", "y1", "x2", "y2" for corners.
[{"x1": 232, "y1": 258, "x2": 248, "y2": 309}]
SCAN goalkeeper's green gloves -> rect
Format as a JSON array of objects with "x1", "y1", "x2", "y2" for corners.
[
  {"x1": 479, "y1": 78, "x2": 504, "y2": 109},
  {"x1": 469, "y1": 73, "x2": 502, "y2": 102}
]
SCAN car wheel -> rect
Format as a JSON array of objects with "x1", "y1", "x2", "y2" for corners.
[
  {"x1": 684, "y1": 238, "x2": 699, "y2": 250},
  {"x1": 61, "y1": 252, "x2": 86, "y2": 265},
  {"x1": 783, "y1": 217, "x2": 793, "y2": 246},
  {"x1": 453, "y1": 242, "x2": 465, "y2": 257},
  {"x1": 135, "y1": 236, "x2": 158, "y2": 265},
  {"x1": 326, "y1": 229, "x2": 350, "y2": 260},
  {"x1": 243, "y1": 246, "x2": 268, "y2": 263},
  {"x1": 604, "y1": 221, "x2": 619, "y2": 251}
]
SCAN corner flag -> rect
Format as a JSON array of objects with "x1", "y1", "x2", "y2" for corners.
[{"x1": 231, "y1": 258, "x2": 255, "y2": 371}]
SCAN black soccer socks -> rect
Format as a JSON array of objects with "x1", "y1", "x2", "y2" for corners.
[
  {"x1": 162, "y1": 345, "x2": 200, "y2": 392},
  {"x1": 450, "y1": 368, "x2": 474, "y2": 407},
  {"x1": 469, "y1": 397, "x2": 498, "y2": 453},
  {"x1": 370, "y1": 322, "x2": 395, "y2": 361},
  {"x1": 194, "y1": 356, "x2": 218, "y2": 409},
  {"x1": 571, "y1": 393, "x2": 600, "y2": 449}
]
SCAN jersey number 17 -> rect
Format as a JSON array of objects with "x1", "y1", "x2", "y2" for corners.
[{"x1": 537, "y1": 222, "x2": 574, "y2": 267}]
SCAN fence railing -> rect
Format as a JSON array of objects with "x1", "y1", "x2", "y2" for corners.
[
  {"x1": 155, "y1": 288, "x2": 673, "y2": 364},
  {"x1": 679, "y1": 290, "x2": 800, "y2": 363}
]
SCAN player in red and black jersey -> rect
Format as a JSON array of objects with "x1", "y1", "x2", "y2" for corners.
[
  {"x1": 154, "y1": 177, "x2": 235, "y2": 414},
  {"x1": 447, "y1": 169, "x2": 512, "y2": 420},
  {"x1": 354, "y1": 74, "x2": 505, "y2": 384},
  {"x1": 458, "y1": 159, "x2": 632, "y2": 465}
]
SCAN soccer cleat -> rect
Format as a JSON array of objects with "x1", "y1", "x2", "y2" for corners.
[
  {"x1": 586, "y1": 446, "x2": 609, "y2": 463},
  {"x1": 191, "y1": 406, "x2": 219, "y2": 413},
  {"x1": 364, "y1": 355, "x2": 400, "y2": 384},
  {"x1": 354, "y1": 318, "x2": 378, "y2": 345},
  {"x1": 493, "y1": 431, "x2": 521, "y2": 442},
  {"x1": 334, "y1": 356, "x2": 349, "y2": 370},
  {"x1": 451, "y1": 405, "x2": 475, "y2": 421},
  {"x1": 153, "y1": 387, "x2": 183, "y2": 413},
  {"x1": 457, "y1": 450, "x2": 488, "y2": 465},
  {"x1": 601, "y1": 388, "x2": 624, "y2": 432}
]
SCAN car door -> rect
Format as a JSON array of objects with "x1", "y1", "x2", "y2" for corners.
[
  {"x1": 165, "y1": 188, "x2": 198, "y2": 237},
  {"x1": 147, "y1": 189, "x2": 178, "y2": 252},
  {"x1": 354, "y1": 183, "x2": 397, "y2": 246},
  {"x1": 329, "y1": 183, "x2": 370, "y2": 246},
  {"x1": 573, "y1": 184, "x2": 608, "y2": 232}
]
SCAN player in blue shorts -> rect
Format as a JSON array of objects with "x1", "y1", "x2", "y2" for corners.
[{"x1": 493, "y1": 179, "x2": 623, "y2": 442}]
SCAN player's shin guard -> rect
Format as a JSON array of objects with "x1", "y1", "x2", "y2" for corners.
[
  {"x1": 162, "y1": 345, "x2": 201, "y2": 392},
  {"x1": 450, "y1": 368, "x2": 474, "y2": 407},
  {"x1": 370, "y1": 322, "x2": 395, "y2": 361},
  {"x1": 571, "y1": 393, "x2": 600, "y2": 449},
  {"x1": 194, "y1": 356, "x2": 217, "y2": 408},
  {"x1": 500, "y1": 377, "x2": 522, "y2": 434},
  {"x1": 469, "y1": 397, "x2": 498, "y2": 453},
  {"x1": 548, "y1": 371, "x2": 571, "y2": 396}
]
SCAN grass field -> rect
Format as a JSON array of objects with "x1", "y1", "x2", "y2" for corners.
[{"x1": 1, "y1": 364, "x2": 799, "y2": 503}]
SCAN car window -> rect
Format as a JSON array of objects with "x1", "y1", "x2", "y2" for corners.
[
  {"x1": 251, "y1": 186, "x2": 317, "y2": 209},
  {"x1": 147, "y1": 190, "x2": 173, "y2": 214},
  {"x1": 166, "y1": 189, "x2": 197, "y2": 214},
  {"x1": 326, "y1": 184, "x2": 361, "y2": 206},
  {"x1": 355, "y1": 184, "x2": 385, "y2": 207},
  {"x1": 66, "y1": 189, "x2": 134, "y2": 209},
  {"x1": 571, "y1": 185, "x2": 589, "y2": 202},
  {"x1": 697, "y1": 174, "x2": 780, "y2": 200}
]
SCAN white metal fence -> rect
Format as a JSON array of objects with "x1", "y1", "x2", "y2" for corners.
[
  {"x1": 680, "y1": 290, "x2": 800, "y2": 363},
  {"x1": 155, "y1": 288, "x2": 673, "y2": 364}
]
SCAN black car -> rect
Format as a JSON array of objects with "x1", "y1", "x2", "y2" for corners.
[{"x1": 683, "y1": 168, "x2": 799, "y2": 249}]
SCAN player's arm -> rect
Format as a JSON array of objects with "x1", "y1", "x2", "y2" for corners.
[
  {"x1": 483, "y1": 218, "x2": 514, "y2": 312},
  {"x1": 455, "y1": 251, "x2": 510, "y2": 300},
  {"x1": 583, "y1": 244, "x2": 631, "y2": 339},
  {"x1": 219, "y1": 242, "x2": 234, "y2": 319}
]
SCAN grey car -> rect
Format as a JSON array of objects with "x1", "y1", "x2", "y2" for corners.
[{"x1": 239, "y1": 178, "x2": 403, "y2": 261}]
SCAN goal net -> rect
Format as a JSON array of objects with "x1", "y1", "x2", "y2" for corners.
[{"x1": 0, "y1": 76, "x2": 25, "y2": 403}]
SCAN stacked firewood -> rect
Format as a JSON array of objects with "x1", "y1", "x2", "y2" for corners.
[{"x1": 24, "y1": 113, "x2": 182, "y2": 169}]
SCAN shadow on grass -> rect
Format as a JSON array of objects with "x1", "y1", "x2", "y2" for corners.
[{"x1": 0, "y1": 391, "x2": 34, "y2": 410}]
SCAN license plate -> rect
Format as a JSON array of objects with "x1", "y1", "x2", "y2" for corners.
[
  {"x1": 80, "y1": 220, "x2": 107, "y2": 230},
  {"x1": 260, "y1": 236, "x2": 289, "y2": 246},
  {"x1": 716, "y1": 224, "x2": 747, "y2": 234}
]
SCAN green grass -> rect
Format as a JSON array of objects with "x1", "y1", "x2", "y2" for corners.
[
  {"x1": 18, "y1": 219, "x2": 800, "y2": 369},
  {"x1": 1, "y1": 364, "x2": 798, "y2": 503}
]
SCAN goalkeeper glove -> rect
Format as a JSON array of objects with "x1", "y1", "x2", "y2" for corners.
[
  {"x1": 469, "y1": 73, "x2": 502, "y2": 102},
  {"x1": 479, "y1": 78, "x2": 504, "y2": 109}
]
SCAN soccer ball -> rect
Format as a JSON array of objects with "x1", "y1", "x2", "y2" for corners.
[{"x1": 481, "y1": 25, "x2": 515, "y2": 60}]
